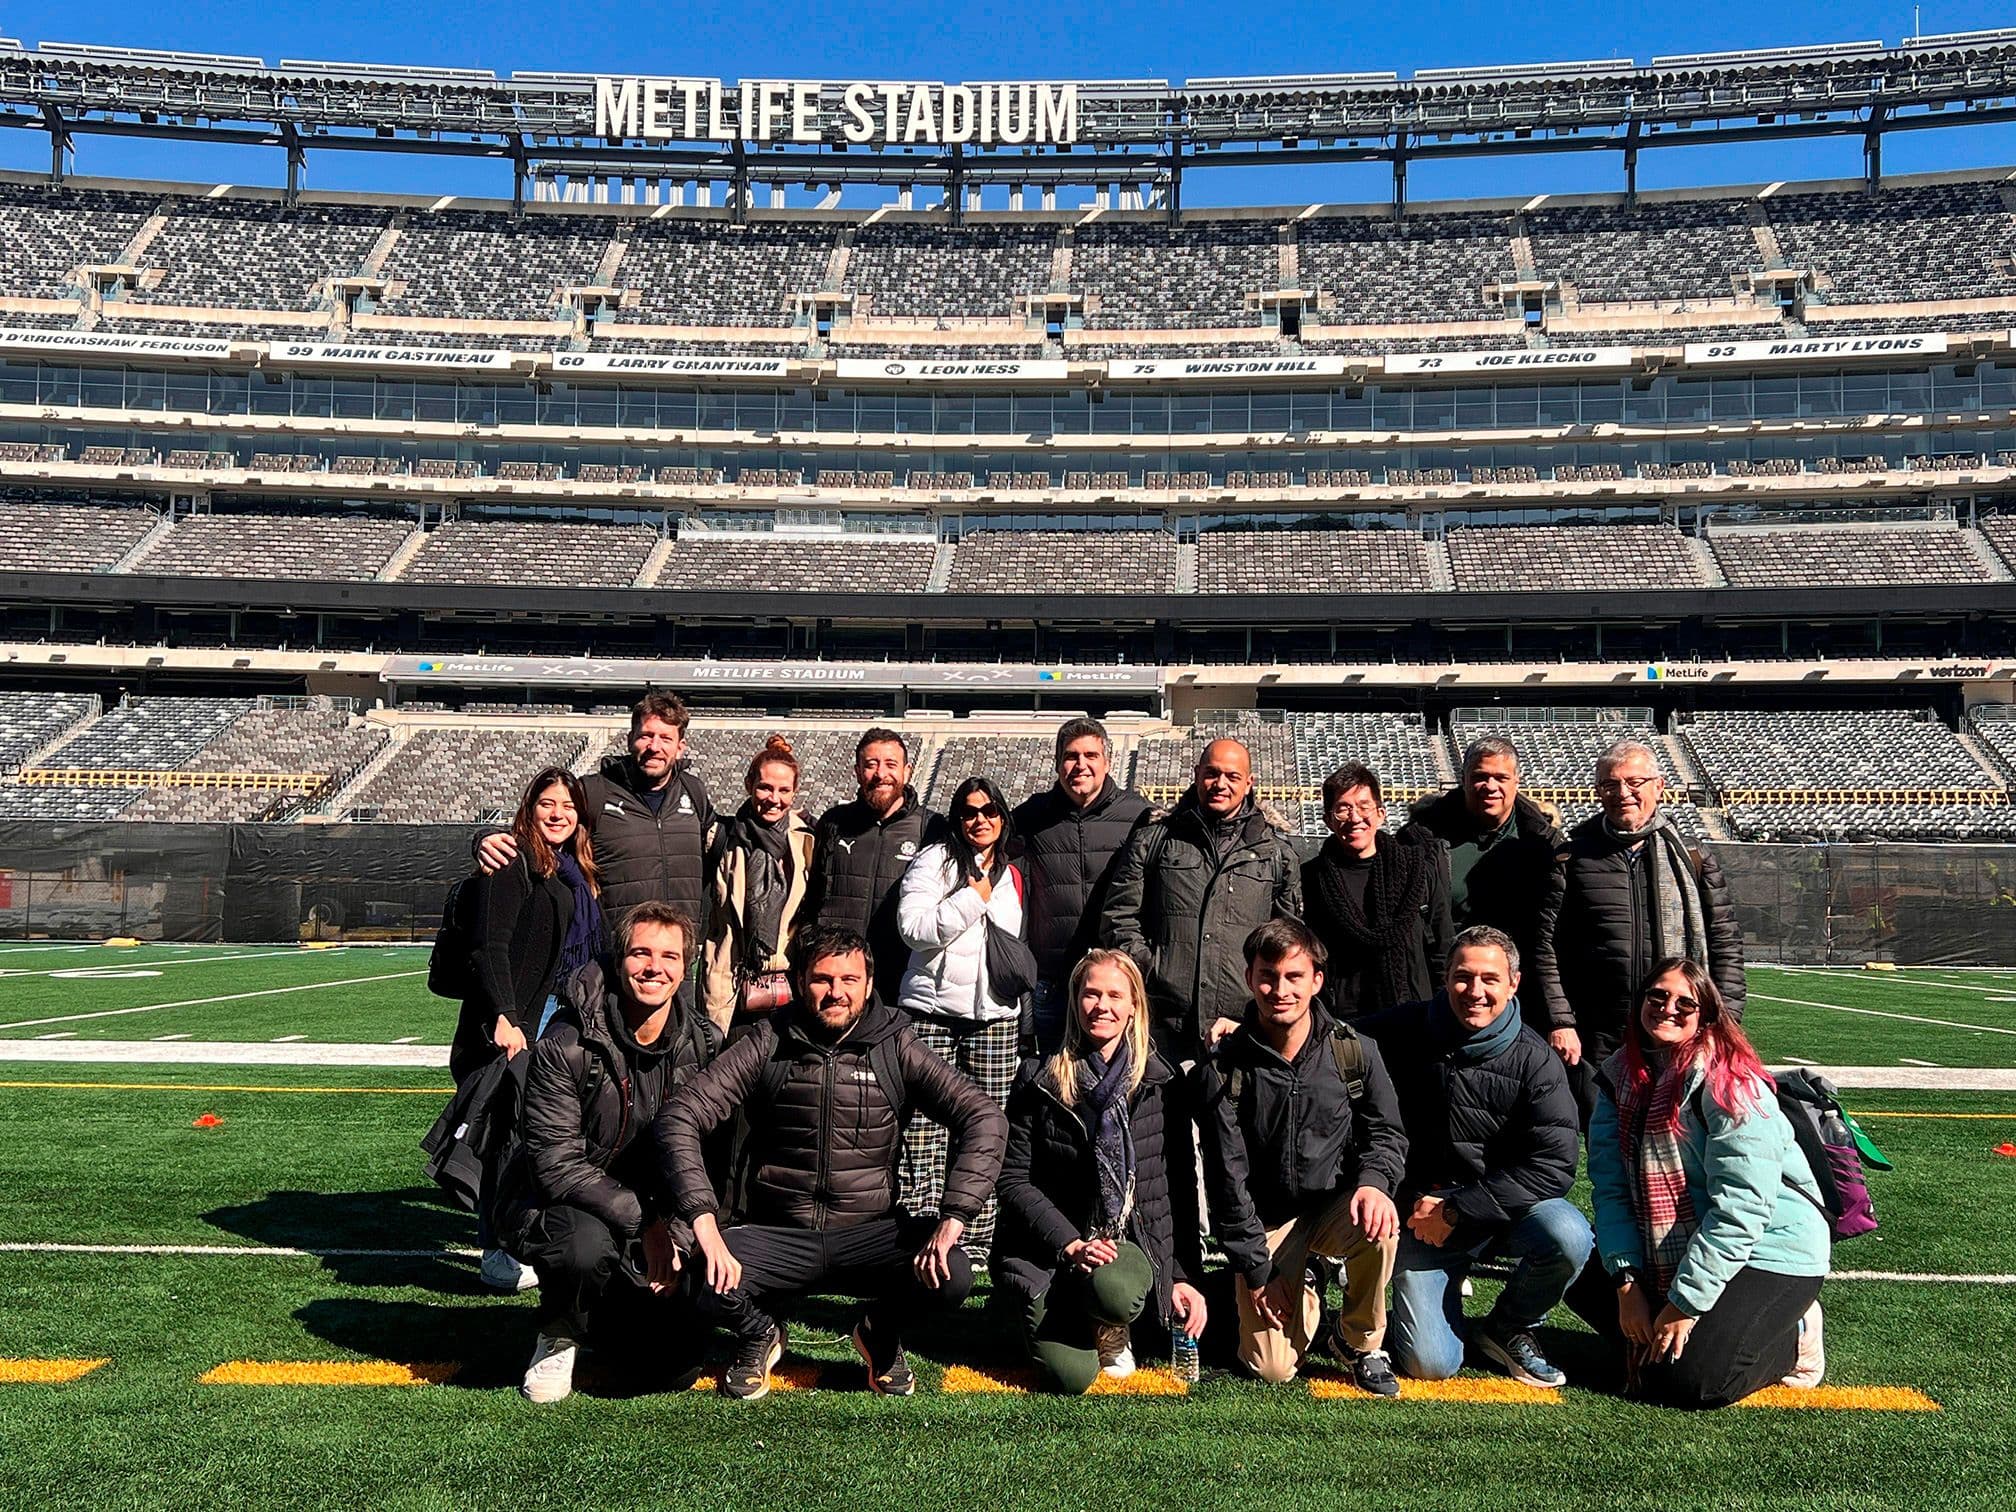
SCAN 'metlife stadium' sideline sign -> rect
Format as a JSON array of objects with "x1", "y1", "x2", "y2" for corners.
[
  {"x1": 387, "y1": 656, "x2": 1160, "y2": 692},
  {"x1": 594, "y1": 78, "x2": 1079, "y2": 146}
]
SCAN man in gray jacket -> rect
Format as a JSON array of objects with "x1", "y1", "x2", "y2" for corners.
[{"x1": 1101, "y1": 738, "x2": 1304, "y2": 1059}]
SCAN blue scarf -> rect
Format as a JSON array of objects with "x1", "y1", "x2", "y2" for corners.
[
  {"x1": 553, "y1": 850, "x2": 601, "y2": 978},
  {"x1": 1078, "y1": 1043, "x2": 1137, "y2": 1238}
]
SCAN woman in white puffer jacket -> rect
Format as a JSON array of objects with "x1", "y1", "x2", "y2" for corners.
[{"x1": 896, "y1": 774, "x2": 1026, "y2": 1253}]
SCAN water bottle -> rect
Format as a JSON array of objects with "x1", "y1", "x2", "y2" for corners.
[{"x1": 1170, "y1": 1322, "x2": 1200, "y2": 1385}]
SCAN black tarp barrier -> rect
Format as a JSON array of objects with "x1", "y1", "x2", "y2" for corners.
[{"x1": 1, "y1": 824, "x2": 2011, "y2": 963}]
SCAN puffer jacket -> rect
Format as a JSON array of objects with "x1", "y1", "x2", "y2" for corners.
[
  {"x1": 494, "y1": 960, "x2": 722, "y2": 1245},
  {"x1": 1100, "y1": 791, "x2": 1304, "y2": 1056},
  {"x1": 701, "y1": 809, "x2": 817, "y2": 1031},
  {"x1": 1397, "y1": 790, "x2": 1562, "y2": 973},
  {"x1": 805, "y1": 786, "x2": 949, "y2": 1003},
  {"x1": 1011, "y1": 780, "x2": 1152, "y2": 986},
  {"x1": 579, "y1": 754, "x2": 717, "y2": 918},
  {"x1": 1532, "y1": 813, "x2": 1746, "y2": 1045},
  {"x1": 1590, "y1": 1056, "x2": 1830, "y2": 1318},
  {"x1": 1193, "y1": 1002, "x2": 1409, "y2": 1290},
  {"x1": 1358, "y1": 991, "x2": 1580, "y2": 1228},
  {"x1": 993, "y1": 1050, "x2": 1201, "y2": 1329},
  {"x1": 661, "y1": 996, "x2": 1008, "y2": 1230},
  {"x1": 896, "y1": 843, "x2": 1026, "y2": 1024}
]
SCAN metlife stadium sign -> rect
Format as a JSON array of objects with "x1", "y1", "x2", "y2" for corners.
[
  {"x1": 386, "y1": 656, "x2": 1161, "y2": 692},
  {"x1": 593, "y1": 78, "x2": 1080, "y2": 146}
]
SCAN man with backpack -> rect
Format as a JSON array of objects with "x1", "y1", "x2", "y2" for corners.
[
  {"x1": 659, "y1": 926, "x2": 1008, "y2": 1400},
  {"x1": 491, "y1": 902, "x2": 723, "y2": 1404},
  {"x1": 1194, "y1": 919, "x2": 1408, "y2": 1394}
]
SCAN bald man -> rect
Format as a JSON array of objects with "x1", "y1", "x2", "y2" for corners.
[{"x1": 1102, "y1": 737, "x2": 1304, "y2": 1058}]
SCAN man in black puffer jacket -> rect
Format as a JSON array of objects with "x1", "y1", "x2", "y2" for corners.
[
  {"x1": 663, "y1": 926, "x2": 1007, "y2": 1401},
  {"x1": 1011, "y1": 717, "x2": 1151, "y2": 1052},
  {"x1": 1360, "y1": 926, "x2": 1588, "y2": 1390},
  {"x1": 475, "y1": 691, "x2": 717, "y2": 922},
  {"x1": 1532, "y1": 739, "x2": 1745, "y2": 1120},
  {"x1": 495, "y1": 902, "x2": 722, "y2": 1404},
  {"x1": 803, "y1": 728, "x2": 947, "y2": 1005},
  {"x1": 1396, "y1": 736, "x2": 1562, "y2": 976}
]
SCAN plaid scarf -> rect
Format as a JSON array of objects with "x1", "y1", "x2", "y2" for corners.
[
  {"x1": 1605, "y1": 1044, "x2": 1700, "y2": 1301},
  {"x1": 1604, "y1": 812, "x2": 1709, "y2": 966}
]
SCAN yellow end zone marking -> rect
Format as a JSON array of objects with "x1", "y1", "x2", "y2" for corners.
[
  {"x1": 1310, "y1": 1372, "x2": 1559, "y2": 1405},
  {"x1": 940, "y1": 1364, "x2": 1188, "y2": 1395},
  {"x1": 1736, "y1": 1385, "x2": 1939, "y2": 1412},
  {"x1": 200, "y1": 1360, "x2": 458, "y2": 1387},
  {"x1": 0, "y1": 1080, "x2": 450, "y2": 1095},
  {"x1": 688, "y1": 1362, "x2": 820, "y2": 1393},
  {"x1": 0, "y1": 1357, "x2": 109, "y2": 1383}
]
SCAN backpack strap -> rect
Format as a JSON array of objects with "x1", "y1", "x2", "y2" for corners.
[
  {"x1": 868, "y1": 1034, "x2": 908, "y2": 1125},
  {"x1": 757, "y1": 1037, "x2": 794, "y2": 1107},
  {"x1": 1330, "y1": 1023, "x2": 1368, "y2": 1105},
  {"x1": 1688, "y1": 1082, "x2": 1835, "y2": 1226}
]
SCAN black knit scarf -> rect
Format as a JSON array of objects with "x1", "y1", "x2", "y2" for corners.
[
  {"x1": 1308, "y1": 835, "x2": 1432, "y2": 1009},
  {"x1": 728, "y1": 801, "x2": 793, "y2": 972}
]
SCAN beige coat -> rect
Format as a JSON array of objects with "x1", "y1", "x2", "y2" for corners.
[{"x1": 702, "y1": 810, "x2": 817, "y2": 1031}]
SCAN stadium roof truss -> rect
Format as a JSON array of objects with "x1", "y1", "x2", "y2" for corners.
[{"x1": 5, "y1": 34, "x2": 2016, "y2": 214}]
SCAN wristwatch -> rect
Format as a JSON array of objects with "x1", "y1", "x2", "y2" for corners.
[{"x1": 1614, "y1": 1266, "x2": 1641, "y2": 1291}]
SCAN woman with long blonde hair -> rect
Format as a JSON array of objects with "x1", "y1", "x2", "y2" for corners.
[{"x1": 993, "y1": 948, "x2": 1209, "y2": 1392}]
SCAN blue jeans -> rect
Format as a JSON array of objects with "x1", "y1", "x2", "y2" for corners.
[
  {"x1": 1030, "y1": 980, "x2": 1069, "y2": 1056},
  {"x1": 535, "y1": 993, "x2": 563, "y2": 1038},
  {"x1": 1389, "y1": 1197, "x2": 1594, "y2": 1381}
]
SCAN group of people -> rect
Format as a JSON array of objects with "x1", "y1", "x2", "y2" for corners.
[{"x1": 447, "y1": 693, "x2": 1827, "y2": 1410}]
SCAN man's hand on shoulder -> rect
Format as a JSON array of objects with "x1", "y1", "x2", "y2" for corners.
[{"x1": 475, "y1": 831, "x2": 518, "y2": 875}]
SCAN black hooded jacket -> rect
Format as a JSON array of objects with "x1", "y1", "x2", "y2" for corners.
[
  {"x1": 1397, "y1": 790, "x2": 1562, "y2": 974},
  {"x1": 804, "y1": 787, "x2": 949, "y2": 1002},
  {"x1": 661, "y1": 995, "x2": 1007, "y2": 1231},
  {"x1": 1010, "y1": 779, "x2": 1152, "y2": 986},
  {"x1": 1101, "y1": 791, "x2": 1303, "y2": 1056},
  {"x1": 494, "y1": 961, "x2": 722, "y2": 1244},
  {"x1": 994, "y1": 1049, "x2": 1201, "y2": 1328},
  {"x1": 1359, "y1": 992, "x2": 1580, "y2": 1230}
]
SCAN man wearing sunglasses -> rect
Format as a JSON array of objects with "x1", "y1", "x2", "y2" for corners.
[
  {"x1": 1532, "y1": 740, "x2": 1745, "y2": 1122},
  {"x1": 1102, "y1": 737, "x2": 1303, "y2": 1059}
]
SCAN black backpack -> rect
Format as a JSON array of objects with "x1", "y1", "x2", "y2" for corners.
[
  {"x1": 1225, "y1": 1021, "x2": 1369, "y2": 1106},
  {"x1": 427, "y1": 872, "x2": 482, "y2": 1000}
]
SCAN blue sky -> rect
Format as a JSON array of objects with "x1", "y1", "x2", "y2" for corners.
[{"x1": 3, "y1": 2, "x2": 2015, "y2": 205}]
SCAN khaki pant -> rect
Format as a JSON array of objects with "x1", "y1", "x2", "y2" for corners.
[{"x1": 1236, "y1": 1190, "x2": 1398, "y2": 1385}]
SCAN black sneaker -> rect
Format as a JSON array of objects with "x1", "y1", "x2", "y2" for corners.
[
  {"x1": 1338, "y1": 1343, "x2": 1401, "y2": 1398},
  {"x1": 852, "y1": 1317, "x2": 916, "y2": 1397},
  {"x1": 720, "y1": 1323, "x2": 786, "y2": 1401},
  {"x1": 1476, "y1": 1322, "x2": 1567, "y2": 1389}
]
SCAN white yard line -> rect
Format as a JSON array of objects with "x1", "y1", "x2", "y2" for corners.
[
  {"x1": 1899, "y1": 1058, "x2": 1942, "y2": 1068},
  {"x1": 271, "y1": 1035, "x2": 306, "y2": 1043},
  {"x1": 0, "y1": 1039, "x2": 450, "y2": 1068},
  {"x1": 1780, "y1": 1055, "x2": 1818, "y2": 1065},
  {"x1": 392, "y1": 1036, "x2": 421, "y2": 1044},
  {"x1": 1766, "y1": 1065, "x2": 2016, "y2": 1090},
  {"x1": 33, "y1": 1032, "x2": 75, "y2": 1040},
  {"x1": 151, "y1": 1033, "x2": 194, "y2": 1041},
  {"x1": 1747, "y1": 992, "x2": 2016, "y2": 1037},
  {"x1": 0, "y1": 971, "x2": 426, "y2": 1031},
  {"x1": 0, "y1": 948, "x2": 316, "y2": 980}
]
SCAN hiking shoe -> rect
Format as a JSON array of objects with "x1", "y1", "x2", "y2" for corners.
[
  {"x1": 1782, "y1": 1301, "x2": 1825, "y2": 1389},
  {"x1": 519, "y1": 1330, "x2": 577, "y2": 1403},
  {"x1": 852, "y1": 1317, "x2": 916, "y2": 1397},
  {"x1": 1095, "y1": 1323, "x2": 1136, "y2": 1380},
  {"x1": 1338, "y1": 1343, "x2": 1400, "y2": 1398},
  {"x1": 481, "y1": 1247, "x2": 538, "y2": 1292},
  {"x1": 1476, "y1": 1323, "x2": 1567, "y2": 1389},
  {"x1": 721, "y1": 1324, "x2": 786, "y2": 1401}
]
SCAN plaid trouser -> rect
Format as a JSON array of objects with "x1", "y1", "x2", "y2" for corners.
[{"x1": 898, "y1": 1015, "x2": 1019, "y2": 1255}]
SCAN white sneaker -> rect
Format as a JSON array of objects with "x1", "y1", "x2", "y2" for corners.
[
  {"x1": 481, "y1": 1247, "x2": 538, "y2": 1292},
  {"x1": 1096, "y1": 1323, "x2": 1136, "y2": 1380},
  {"x1": 1782, "y1": 1300, "x2": 1825, "y2": 1388},
  {"x1": 520, "y1": 1330, "x2": 578, "y2": 1403}
]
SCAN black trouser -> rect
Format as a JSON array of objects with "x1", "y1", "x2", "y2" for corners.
[
  {"x1": 511, "y1": 1203, "x2": 696, "y2": 1367},
  {"x1": 1569, "y1": 1032, "x2": 1621, "y2": 1128},
  {"x1": 1581, "y1": 1263, "x2": 1822, "y2": 1410},
  {"x1": 697, "y1": 1216, "x2": 972, "y2": 1343}
]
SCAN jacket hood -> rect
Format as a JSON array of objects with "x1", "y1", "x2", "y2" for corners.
[
  {"x1": 599, "y1": 750, "x2": 695, "y2": 802},
  {"x1": 774, "y1": 992, "x2": 906, "y2": 1052},
  {"x1": 1408, "y1": 788, "x2": 1557, "y2": 843},
  {"x1": 564, "y1": 958, "x2": 679, "y2": 1062},
  {"x1": 1170, "y1": 788, "x2": 1282, "y2": 841},
  {"x1": 1230, "y1": 999, "x2": 1340, "y2": 1068}
]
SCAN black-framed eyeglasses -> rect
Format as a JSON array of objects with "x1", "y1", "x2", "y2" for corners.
[
  {"x1": 960, "y1": 803, "x2": 1002, "y2": 822},
  {"x1": 1642, "y1": 987, "x2": 1701, "y2": 1016},
  {"x1": 1596, "y1": 775, "x2": 1659, "y2": 796}
]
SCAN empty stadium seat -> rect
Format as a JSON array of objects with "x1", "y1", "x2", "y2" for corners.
[{"x1": 945, "y1": 530, "x2": 1177, "y2": 594}]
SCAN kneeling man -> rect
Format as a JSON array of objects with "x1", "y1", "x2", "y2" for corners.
[
  {"x1": 1361, "y1": 925, "x2": 1590, "y2": 1387},
  {"x1": 662, "y1": 926, "x2": 1007, "y2": 1399},
  {"x1": 1196, "y1": 919, "x2": 1408, "y2": 1393}
]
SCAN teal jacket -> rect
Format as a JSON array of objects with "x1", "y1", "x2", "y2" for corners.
[{"x1": 1589, "y1": 1061, "x2": 1830, "y2": 1319}]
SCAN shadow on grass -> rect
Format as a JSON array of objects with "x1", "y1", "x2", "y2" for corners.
[{"x1": 204, "y1": 1185, "x2": 482, "y2": 1292}]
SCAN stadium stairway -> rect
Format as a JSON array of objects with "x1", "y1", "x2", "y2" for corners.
[
  {"x1": 1961, "y1": 528, "x2": 2016, "y2": 582},
  {"x1": 1424, "y1": 539, "x2": 1455, "y2": 592},
  {"x1": 315, "y1": 723, "x2": 412, "y2": 816},
  {"x1": 110, "y1": 514, "x2": 175, "y2": 574},
  {"x1": 1954, "y1": 729, "x2": 2013, "y2": 788},
  {"x1": 1686, "y1": 535, "x2": 1729, "y2": 587},
  {"x1": 633, "y1": 536, "x2": 675, "y2": 588},
  {"x1": 375, "y1": 528, "x2": 430, "y2": 582},
  {"x1": 926, "y1": 541, "x2": 956, "y2": 592}
]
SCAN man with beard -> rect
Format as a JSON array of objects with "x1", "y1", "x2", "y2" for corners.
[
  {"x1": 1011, "y1": 717, "x2": 1151, "y2": 1052},
  {"x1": 1102, "y1": 737, "x2": 1302, "y2": 1060},
  {"x1": 803, "y1": 728, "x2": 948, "y2": 1006},
  {"x1": 1532, "y1": 739, "x2": 1745, "y2": 1120},
  {"x1": 476, "y1": 691, "x2": 716, "y2": 922}
]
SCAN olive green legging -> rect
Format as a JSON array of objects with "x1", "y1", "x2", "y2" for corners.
[{"x1": 1023, "y1": 1241, "x2": 1156, "y2": 1394}]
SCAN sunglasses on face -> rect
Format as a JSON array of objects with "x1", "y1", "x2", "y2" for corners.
[
  {"x1": 1643, "y1": 987, "x2": 1701, "y2": 1017},
  {"x1": 960, "y1": 803, "x2": 1002, "y2": 823}
]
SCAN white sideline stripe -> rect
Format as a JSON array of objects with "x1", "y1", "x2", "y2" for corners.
[
  {"x1": 0, "y1": 1242, "x2": 2006, "y2": 1284},
  {"x1": 1899, "y1": 1058, "x2": 1941, "y2": 1067},
  {"x1": 1767, "y1": 1064, "x2": 2016, "y2": 1090},
  {"x1": 34, "y1": 1032, "x2": 75, "y2": 1040},
  {"x1": 271, "y1": 1035, "x2": 306, "y2": 1043},
  {"x1": 1748, "y1": 992, "x2": 2016, "y2": 1037},
  {"x1": 392, "y1": 1036, "x2": 420, "y2": 1044},
  {"x1": 151, "y1": 1033, "x2": 194, "y2": 1041},
  {"x1": 0, "y1": 1039, "x2": 450, "y2": 1067},
  {"x1": 1783, "y1": 969, "x2": 2016, "y2": 998},
  {"x1": 0, "y1": 948, "x2": 313, "y2": 979},
  {"x1": 0, "y1": 971, "x2": 427, "y2": 1031},
  {"x1": 1781, "y1": 1055, "x2": 1818, "y2": 1065}
]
